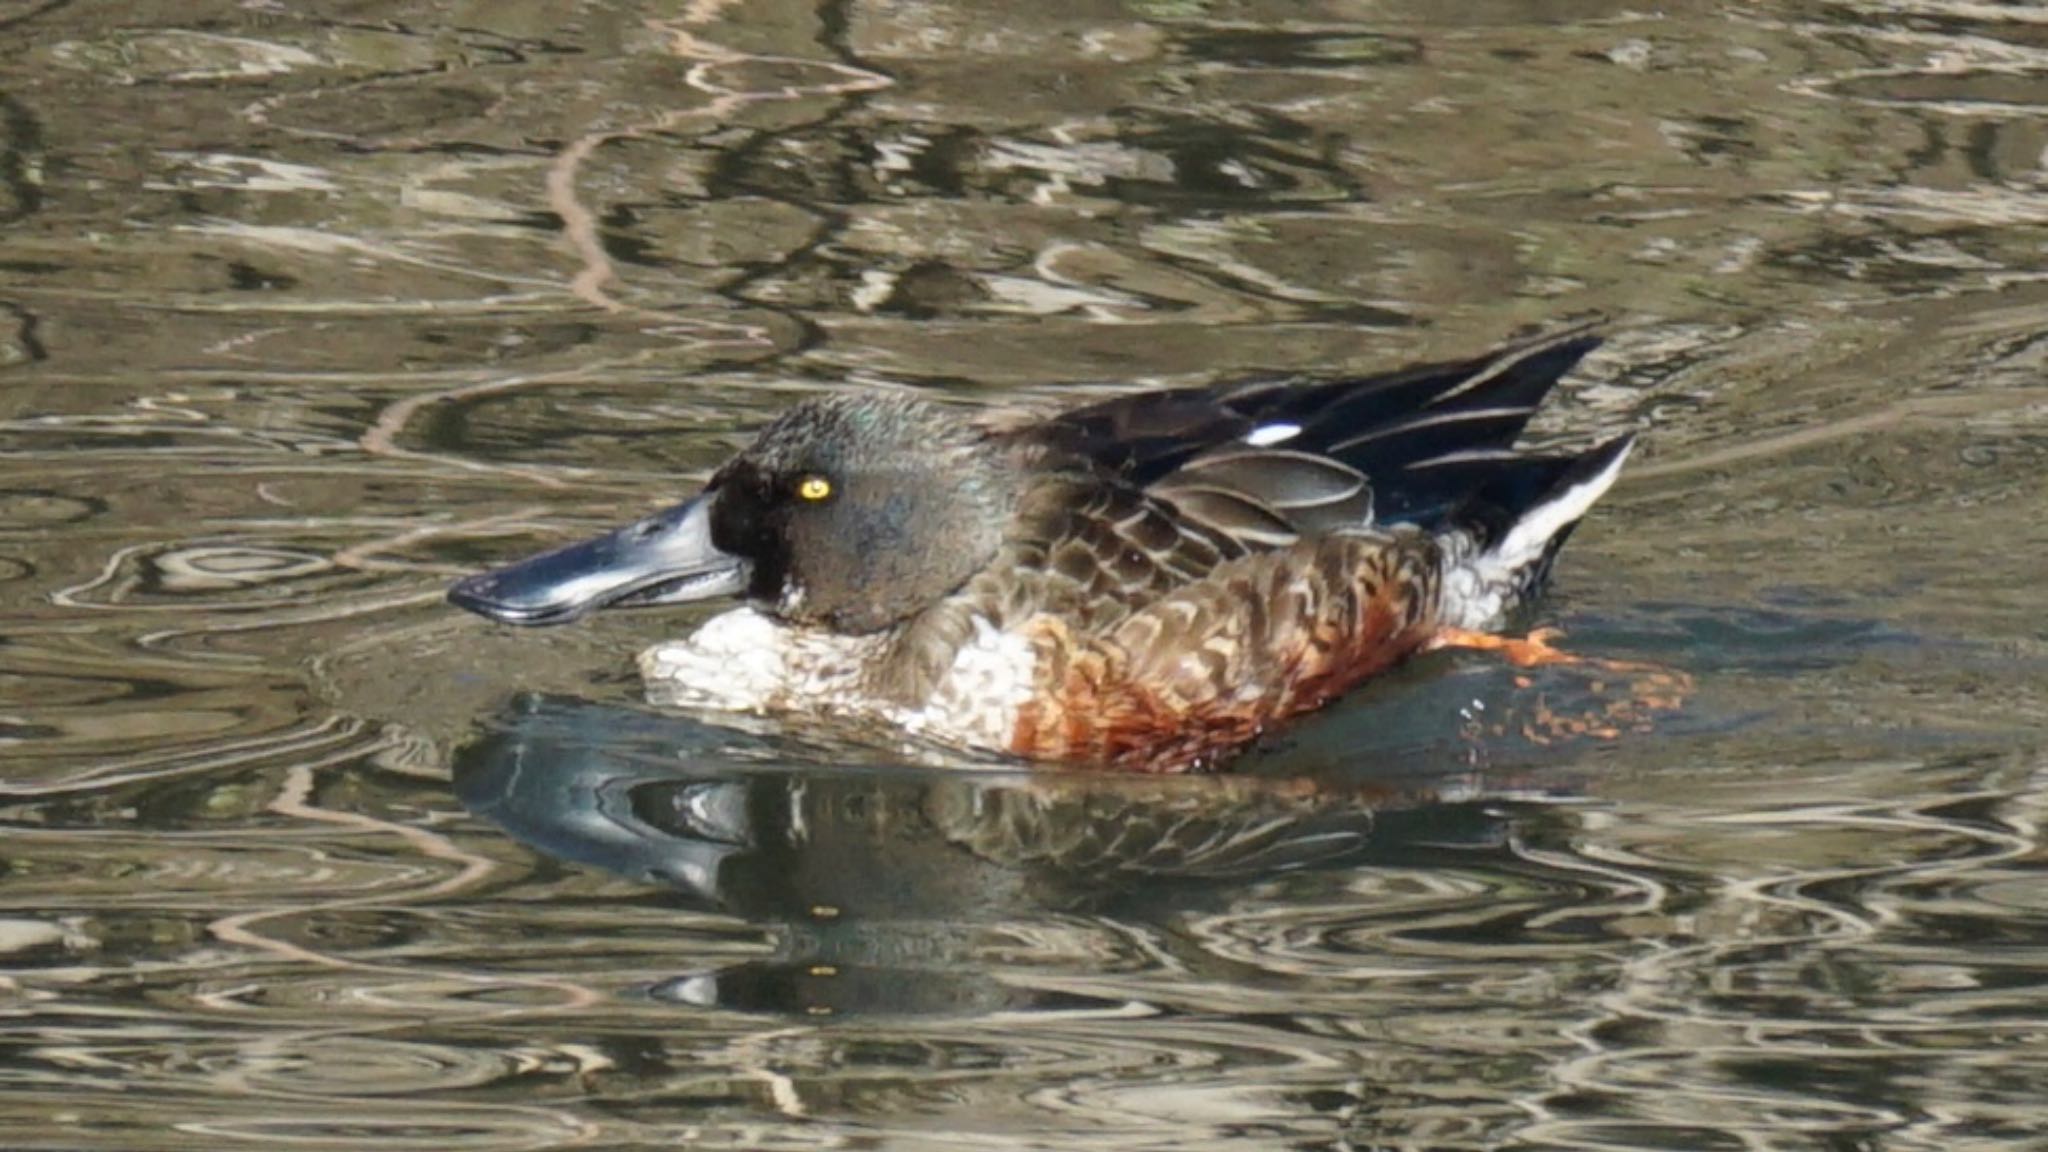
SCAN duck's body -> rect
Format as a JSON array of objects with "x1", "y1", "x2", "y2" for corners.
[{"x1": 451, "y1": 329, "x2": 1633, "y2": 773}]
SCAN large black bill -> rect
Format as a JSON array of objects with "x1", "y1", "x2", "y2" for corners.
[{"x1": 447, "y1": 493, "x2": 749, "y2": 626}]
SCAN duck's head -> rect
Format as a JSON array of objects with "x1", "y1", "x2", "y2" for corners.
[{"x1": 449, "y1": 395, "x2": 1017, "y2": 635}]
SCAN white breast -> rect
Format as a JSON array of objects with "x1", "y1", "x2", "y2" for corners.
[
  {"x1": 898, "y1": 614, "x2": 1040, "y2": 749},
  {"x1": 636, "y1": 608, "x2": 1041, "y2": 757},
  {"x1": 638, "y1": 608, "x2": 879, "y2": 713}
]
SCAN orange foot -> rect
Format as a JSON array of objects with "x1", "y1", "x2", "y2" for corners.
[
  {"x1": 1428, "y1": 626, "x2": 1577, "y2": 668},
  {"x1": 1428, "y1": 626, "x2": 1696, "y2": 744}
]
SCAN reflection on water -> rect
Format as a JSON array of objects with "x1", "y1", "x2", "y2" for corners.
[
  {"x1": 3, "y1": 0, "x2": 2048, "y2": 1147},
  {"x1": 454, "y1": 694, "x2": 1471, "y2": 1016}
]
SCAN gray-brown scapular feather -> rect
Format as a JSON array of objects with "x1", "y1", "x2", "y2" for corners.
[{"x1": 1150, "y1": 448, "x2": 1376, "y2": 541}]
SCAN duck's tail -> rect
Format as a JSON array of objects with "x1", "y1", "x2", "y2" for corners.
[{"x1": 1433, "y1": 435, "x2": 1635, "y2": 630}]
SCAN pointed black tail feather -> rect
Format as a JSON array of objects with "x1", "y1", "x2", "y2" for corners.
[
  {"x1": 1440, "y1": 435, "x2": 1636, "y2": 547},
  {"x1": 1434, "y1": 435, "x2": 1637, "y2": 629}
]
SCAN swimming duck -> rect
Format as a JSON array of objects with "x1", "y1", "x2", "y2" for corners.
[{"x1": 449, "y1": 329, "x2": 1633, "y2": 773}]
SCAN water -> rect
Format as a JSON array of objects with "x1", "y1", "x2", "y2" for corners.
[{"x1": 3, "y1": 1, "x2": 2047, "y2": 1148}]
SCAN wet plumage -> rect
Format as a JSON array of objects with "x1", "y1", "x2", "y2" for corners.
[{"x1": 451, "y1": 328, "x2": 1634, "y2": 773}]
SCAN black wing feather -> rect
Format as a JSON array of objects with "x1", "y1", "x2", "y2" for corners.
[
  {"x1": 1036, "y1": 327, "x2": 1600, "y2": 487},
  {"x1": 1019, "y1": 326, "x2": 1609, "y2": 555}
]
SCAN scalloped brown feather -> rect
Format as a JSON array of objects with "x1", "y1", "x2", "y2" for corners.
[{"x1": 1007, "y1": 532, "x2": 1443, "y2": 773}]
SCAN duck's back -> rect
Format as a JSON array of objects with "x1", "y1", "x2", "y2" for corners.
[{"x1": 892, "y1": 328, "x2": 1632, "y2": 771}]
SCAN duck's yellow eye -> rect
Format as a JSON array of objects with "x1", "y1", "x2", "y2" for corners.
[{"x1": 797, "y1": 475, "x2": 833, "y2": 501}]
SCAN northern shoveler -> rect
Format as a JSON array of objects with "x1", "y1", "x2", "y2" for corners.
[{"x1": 449, "y1": 328, "x2": 1633, "y2": 773}]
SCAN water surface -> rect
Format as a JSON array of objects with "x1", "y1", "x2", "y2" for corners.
[{"x1": 3, "y1": 1, "x2": 2047, "y2": 1148}]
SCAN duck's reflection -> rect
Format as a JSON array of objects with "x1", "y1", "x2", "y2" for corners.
[{"x1": 452, "y1": 694, "x2": 1518, "y2": 1015}]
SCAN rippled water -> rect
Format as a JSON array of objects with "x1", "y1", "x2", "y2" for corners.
[{"x1": 4, "y1": 1, "x2": 2047, "y2": 1148}]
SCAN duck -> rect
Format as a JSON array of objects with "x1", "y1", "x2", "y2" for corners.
[{"x1": 448, "y1": 327, "x2": 1634, "y2": 773}]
